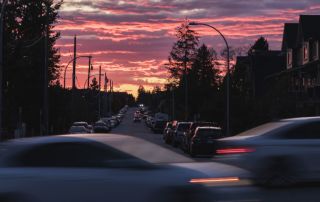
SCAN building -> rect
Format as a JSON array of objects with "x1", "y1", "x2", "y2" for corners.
[{"x1": 233, "y1": 15, "x2": 320, "y2": 116}]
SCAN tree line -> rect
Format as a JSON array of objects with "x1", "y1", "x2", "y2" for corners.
[{"x1": 2, "y1": 0, "x2": 134, "y2": 138}]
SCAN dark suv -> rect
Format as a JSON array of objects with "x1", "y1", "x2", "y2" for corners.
[
  {"x1": 181, "y1": 122, "x2": 216, "y2": 153},
  {"x1": 152, "y1": 120, "x2": 167, "y2": 134},
  {"x1": 190, "y1": 127, "x2": 222, "y2": 157}
]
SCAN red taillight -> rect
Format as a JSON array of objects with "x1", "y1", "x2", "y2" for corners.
[{"x1": 216, "y1": 147, "x2": 255, "y2": 154}]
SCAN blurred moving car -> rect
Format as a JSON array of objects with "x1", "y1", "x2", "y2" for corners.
[
  {"x1": 172, "y1": 122, "x2": 192, "y2": 147},
  {"x1": 181, "y1": 122, "x2": 217, "y2": 153},
  {"x1": 215, "y1": 117, "x2": 320, "y2": 186},
  {"x1": 0, "y1": 134, "x2": 213, "y2": 202},
  {"x1": 190, "y1": 127, "x2": 222, "y2": 157},
  {"x1": 68, "y1": 126, "x2": 89, "y2": 134},
  {"x1": 93, "y1": 121, "x2": 110, "y2": 133}
]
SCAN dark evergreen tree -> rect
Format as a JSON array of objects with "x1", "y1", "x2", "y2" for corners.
[
  {"x1": 166, "y1": 20, "x2": 199, "y2": 82},
  {"x1": 90, "y1": 77, "x2": 99, "y2": 91},
  {"x1": 3, "y1": 0, "x2": 62, "y2": 136},
  {"x1": 188, "y1": 44, "x2": 221, "y2": 121},
  {"x1": 248, "y1": 36, "x2": 269, "y2": 55}
]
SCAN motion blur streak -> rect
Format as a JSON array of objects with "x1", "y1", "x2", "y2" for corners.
[
  {"x1": 189, "y1": 177, "x2": 240, "y2": 184},
  {"x1": 216, "y1": 148, "x2": 255, "y2": 154}
]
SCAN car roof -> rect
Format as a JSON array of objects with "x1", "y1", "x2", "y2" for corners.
[
  {"x1": 280, "y1": 116, "x2": 320, "y2": 122},
  {"x1": 3, "y1": 134, "x2": 194, "y2": 164},
  {"x1": 70, "y1": 125, "x2": 86, "y2": 129},
  {"x1": 196, "y1": 126, "x2": 222, "y2": 130},
  {"x1": 73, "y1": 122, "x2": 88, "y2": 124},
  {"x1": 177, "y1": 122, "x2": 192, "y2": 125}
]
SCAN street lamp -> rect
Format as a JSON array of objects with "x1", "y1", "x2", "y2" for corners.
[
  {"x1": 63, "y1": 55, "x2": 92, "y2": 89},
  {"x1": 0, "y1": 0, "x2": 9, "y2": 139},
  {"x1": 189, "y1": 22, "x2": 230, "y2": 136}
]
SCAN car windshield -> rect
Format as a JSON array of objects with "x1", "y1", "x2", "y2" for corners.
[
  {"x1": 177, "y1": 123, "x2": 191, "y2": 131},
  {"x1": 197, "y1": 129, "x2": 222, "y2": 138}
]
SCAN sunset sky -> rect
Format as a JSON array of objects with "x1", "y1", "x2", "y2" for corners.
[{"x1": 55, "y1": 0, "x2": 320, "y2": 96}]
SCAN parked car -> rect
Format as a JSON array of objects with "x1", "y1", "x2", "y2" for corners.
[
  {"x1": 100, "y1": 117, "x2": 112, "y2": 129},
  {"x1": 72, "y1": 122, "x2": 92, "y2": 132},
  {"x1": 163, "y1": 122, "x2": 173, "y2": 140},
  {"x1": 215, "y1": 116, "x2": 320, "y2": 187},
  {"x1": 0, "y1": 134, "x2": 212, "y2": 202},
  {"x1": 181, "y1": 122, "x2": 217, "y2": 153},
  {"x1": 133, "y1": 115, "x2": 141, "y2": 122},
  {"x1": 152, "y1": 120, "x2": 167, "y2": 134},
  {"x1": 145, "y1": 116, "x2": 154, "y2": 127},
  {"x1": 190, "y1": 127, "x2": 222, "y2": 157},
  {"x1": 93, "y1": 121, "x2": 110, "y2": 133},
  {"x1": 68, "y1": 126, "x2": 89, "y2": 134},
  {"x1": 164, "y1": 121, "x2": 178, "y2": 144},
  {"x1": 172, "y1": 122, "x2": 192, "y2": 147}
]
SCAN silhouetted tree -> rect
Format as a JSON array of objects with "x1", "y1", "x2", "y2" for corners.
[
  {"x1": 188, "y1": 44, "x2": 221, "y2": 121},
  {"x1": 3, "y1": 0, "x2": 62, "y2": 136},
  {"x1": 166, "y1": 20, "x2": 199, "y2": 82},
  {"x1": 248, "y1": 37, "x2": 269, "y2": 55},
  {"x1": 90, "y1": 77, "x2": 99, "y2": 91}
]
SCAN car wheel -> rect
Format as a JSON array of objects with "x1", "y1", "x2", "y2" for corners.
[
  {"x1": 190, "y1": 147, "x2": 196, "y2": 157},
  {"x1": 255, "y1": 157, "x2": 297, "y2": 187}
]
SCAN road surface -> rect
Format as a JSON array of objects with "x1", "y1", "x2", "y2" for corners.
[{"x1": 112, "y1": 108, "x2": 320, "y2": 202}]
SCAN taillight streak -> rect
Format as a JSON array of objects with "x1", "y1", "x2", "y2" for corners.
[{"x1": 216, "y1": 147, "x2": 255, "y2": 154}]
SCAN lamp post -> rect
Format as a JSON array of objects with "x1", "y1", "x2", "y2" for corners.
[
  {"x1": 189, "y1": 22, "x2": 230, "y2": 136},
  {"x1": 0, "y1": 0, "x2": 9, "y2": 139},
  {"x1": 63, "y1": 55, "x2": 92, "y2": 89}
]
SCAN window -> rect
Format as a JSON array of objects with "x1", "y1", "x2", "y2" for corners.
[
  {"x1": 280, "y1": 122, "x2": 320, "y2": 139},
  {"x1": 303, "y1": 42, "x2": 309, "y2": 63},
  {"x1": 12, "y1": 142, "x2": 133, "y2": 168},
  {"x1": 313, "y1": 41, "x2": 319, "y2": 61},
  {"x1": 287, "y1": 49, "x2": 292, "y2": 69}
]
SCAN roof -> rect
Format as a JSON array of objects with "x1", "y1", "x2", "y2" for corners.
[
  {"x1": 282, "y1": 23, "x2": 299, "y2": 50},
  {"x1": 300, "y1": 15, "x2": 320, "y2": 41}
]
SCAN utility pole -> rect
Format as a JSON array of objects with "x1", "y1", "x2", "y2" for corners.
[
  {"x1": 43, "y1": 3, "x2": 49, "y2": 136},
  {"x1": 72, "y1": 35, "x2": 77, "y2": 90},
  {"x1": 109, "y1": 80, "x2": 113, "y2": 116},
  {"x1": 87, "y1": 56, "x2": 92, "y2": 89},
  {"x1": 104, "y1": 73, "x2": 108, "y2": 117},
  {"x1": 0, "y1": 0, "x2": 9, "y2": 140},
  {"x1": 98, "y1": 65, "x2": 101, "y2": 118},
  {"x1": 184, "y1": 51, "x2": 188, "y2": 121},
  {"x1": 172, "y1": 87, "x2": 175, "y2": 120}
]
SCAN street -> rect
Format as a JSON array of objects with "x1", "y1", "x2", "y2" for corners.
[{"x1": 112, "y1": 108, "x2": 320, "y2": 202}]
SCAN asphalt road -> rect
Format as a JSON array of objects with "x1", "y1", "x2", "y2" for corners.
[{"x1": 112, "y1": 108, "x2": 320, "y2": 202}]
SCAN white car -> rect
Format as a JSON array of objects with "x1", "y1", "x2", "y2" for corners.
[
  {"x1": 0, "y1": 134, "x2": 217, "y2": 202},
  {"x1": 68, "y1": 126, "x2": 89, "y2": 134},
  {"x1": 215, "y1": 117, "x2": 320, "y2": 186}
]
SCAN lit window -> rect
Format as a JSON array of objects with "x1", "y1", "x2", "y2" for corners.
[
  {"x1": 303, "y1": 42, "x2": 309, "y2": 62},
  {"x1": 287, "y1": 49, "x2": 292, "y2": 69}
]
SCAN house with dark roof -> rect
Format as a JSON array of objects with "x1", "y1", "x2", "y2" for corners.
[
  {"x1": 232, "y1": 15, "x2": 320, "y2": 117},
  {"x1": 279, "y1": 15, "x2": 320, "y2": 99}
]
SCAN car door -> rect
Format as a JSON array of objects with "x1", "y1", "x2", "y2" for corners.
[
  {"x1": 277, "y1": 121, "x2": 320, "y2": 177},
  {"x1": 1, "y1": 142, "x2": 157, "y2": 202}
]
